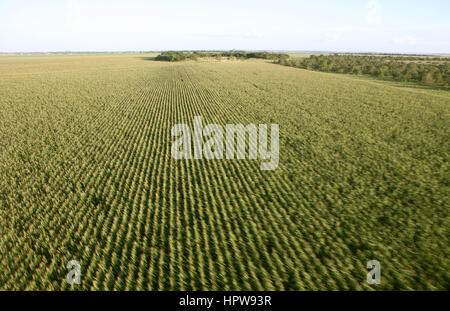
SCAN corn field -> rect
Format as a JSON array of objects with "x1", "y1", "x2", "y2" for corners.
[{"x1": 0, "y1": 55, "x2": 448, "y2": 290}]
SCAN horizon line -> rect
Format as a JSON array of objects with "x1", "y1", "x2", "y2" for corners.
[{"x1": 1, "y1": 50, "x2": 449, "y2": 56}]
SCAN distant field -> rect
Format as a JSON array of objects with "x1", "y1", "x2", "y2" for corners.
[
  {"x1": 0, "y1": 54, "x2": 448, "y2": 290},
  {"x1": 288, "y1": 52, "x2": 318, "y2": 59},
  {"x1": 0, "y1": 52, "x2": 160, "y2": 58}
]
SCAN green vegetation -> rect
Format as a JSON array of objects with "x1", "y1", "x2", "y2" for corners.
[
  {"x1": 155, "y1": 51, "x2": 289, "y2": 62},
  {"x1": 277, "y1": 54, "x2": 450, "y2": 87},
  {"x1": 0, "y1": 54, "x2": 448, "y2": 290}
]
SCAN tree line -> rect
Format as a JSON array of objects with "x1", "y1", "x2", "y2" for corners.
[
  {"x1": 155, "y1": 51, "x2": 290, "y2": 62},
  {"x1": 276, "y1": 54, "x2": 450, "y2": 87}
]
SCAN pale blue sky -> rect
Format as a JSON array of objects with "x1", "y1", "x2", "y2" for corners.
[{"x1": 0, "y1": 0, "x2": 449, "y2": 53}]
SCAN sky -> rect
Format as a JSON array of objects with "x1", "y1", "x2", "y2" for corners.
[{"x1": 0, "y1": 0, "x2": 449, "y2": 54}]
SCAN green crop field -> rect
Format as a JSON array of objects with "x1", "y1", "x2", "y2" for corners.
[{"x1": 0, "y1": 54, "x2": 448, "y2": 290}]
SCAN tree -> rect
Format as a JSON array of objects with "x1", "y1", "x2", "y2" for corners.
[
  {"x1": 434, "y1": 71, "x2": 444, "y2": 84},
  {"x1": 421, "y1": 72, "x2": 434, "y2": 86}
]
